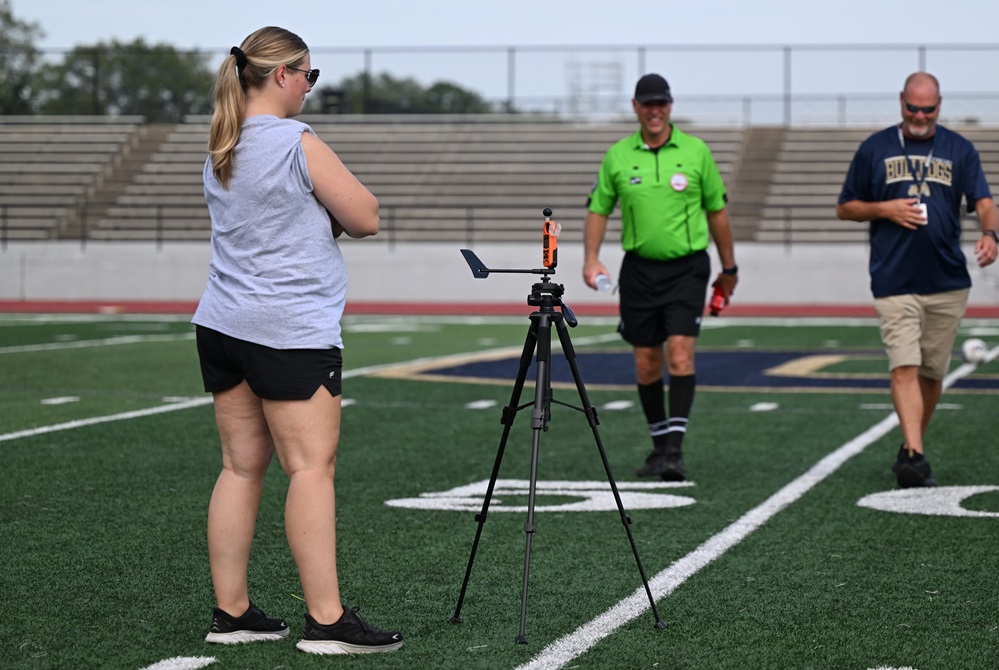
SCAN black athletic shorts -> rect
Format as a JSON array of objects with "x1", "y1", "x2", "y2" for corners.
[
  {"x1": 195, "y1": 326, "x2": 342, "y2": 400},
  {"x1": 617, "y1": 250, "x2": 710, "y2": 347}
]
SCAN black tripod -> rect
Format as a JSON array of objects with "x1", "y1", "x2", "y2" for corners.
[{"x1": 450, "y1": 247, "x2": 665, "y2": 643}]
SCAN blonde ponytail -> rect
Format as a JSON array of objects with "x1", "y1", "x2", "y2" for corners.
[{"x1": 207, "y1": 27, "x2": 310, "y2": 189}]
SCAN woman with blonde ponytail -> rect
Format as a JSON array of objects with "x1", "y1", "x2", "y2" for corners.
[{"x1": 193, "y1": 26, "x2": 402, "y2": 656}]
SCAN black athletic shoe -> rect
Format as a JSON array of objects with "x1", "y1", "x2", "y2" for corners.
[
  {"x1": 296, "y1": 607, "x2": 404, "y2": 655},
  {"x1": 890, "y1": 444, "x2": 907, "y2": 474},
  {"x1": 636, "y1": 448, "x2": 686, "y2": 481},
  {"x1": 659, "y1": 451, "x2": 686, "y2": 482},
  {"x1": 205, "y1": 602, "x2": 290, "y2": 644},
  {"x1": 635, "y1": 449, "x2": 669, "y2": 477},
  {"x1": 896, "y1": 450, "x2": 936, "y2": 488}
]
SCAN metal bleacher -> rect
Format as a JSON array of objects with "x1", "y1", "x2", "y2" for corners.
[
  {"x1": 86, "y1": 121, "x2": 208, "y2": 241},
  {"x1": 84, "y1": 115, "x2": 742, "y2": 244},
  {"x1": 755, "y1": 128, "x2": 872, "y2": 243},
  {"x1": 5, "y1": 115, "x2": 999, "y2": 246},
  {"x1": 756, "y1": 126, "x2": 999, "y2": 244},
  {"x1": 0, "y1": 116, "x2": 144, "y2": 241},
  {"x1": 311, "y1": 118, "x2": 741, "y2": 243}
]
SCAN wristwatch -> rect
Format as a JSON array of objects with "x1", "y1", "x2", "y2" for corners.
[
  {"x1": 721, "y1": 266, "x2": 739, "y2": 275},
  {"x1": 983, "y1": 230, "x2": 999, "y2": 243}
]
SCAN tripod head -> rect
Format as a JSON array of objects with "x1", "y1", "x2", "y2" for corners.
[{"x1": 459, "y1": 209, "x2": 576, "y2": 326}]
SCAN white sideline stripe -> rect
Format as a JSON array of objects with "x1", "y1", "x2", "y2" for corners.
[
  {"x1": 139, "y1": 656, "x2": 216, "y2": 670},
  {"x1": 0, "y1": 397, "x2": 215, "y2": 443},
  {"x1": 0, "y1": 333, "x2": 620, "y2": 445},
  {"x1": 516, "y1": 345, "x2": 995, "y2": 670},
  {"x1": 0, "y1": 333, "x2": 195, "y2": 354},
  {"x1": 0, "y1": 359, "x2": 404, "y2": 444}
]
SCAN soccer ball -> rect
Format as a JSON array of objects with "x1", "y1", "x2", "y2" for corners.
[{"x1": 961, "y1": 338, "x2": 989, "y2": 364}]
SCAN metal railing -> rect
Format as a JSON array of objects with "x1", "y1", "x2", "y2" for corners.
[{"x1": 26, "y1": 42, "x2": 999, "y2": 125}]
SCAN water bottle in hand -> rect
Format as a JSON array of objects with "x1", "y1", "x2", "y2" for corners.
[
  {"x1": 709, "y1": 285, "x2": 727, "y2": 316},
  {"x1": 595, "y1": 273, "x2": 612, "y2": 292}
]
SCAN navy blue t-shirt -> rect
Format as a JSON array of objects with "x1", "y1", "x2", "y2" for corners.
[{"x1": 838, "y1": 124, "x2": 991, "y2": 298}]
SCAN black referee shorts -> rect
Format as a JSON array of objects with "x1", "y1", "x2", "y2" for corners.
[
  {"x1": 195, "y1": 326, "x2": 343, "y2": 400},
  {"x1": 617, "y1": 250, "x2": 710, "y2": 347}
]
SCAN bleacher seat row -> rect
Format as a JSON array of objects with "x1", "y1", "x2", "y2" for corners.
[{"x1": 1, "y1": 115, "x2": 996, "y2": 244}]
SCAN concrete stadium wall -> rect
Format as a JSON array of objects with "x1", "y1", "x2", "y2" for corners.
[{"x1": 2, "y1": 241, "x2": 998, "y2": 312}]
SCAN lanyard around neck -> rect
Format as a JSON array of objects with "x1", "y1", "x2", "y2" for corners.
[{"x1": 897, "y1": 125, "x2": 934, "y2": 203}]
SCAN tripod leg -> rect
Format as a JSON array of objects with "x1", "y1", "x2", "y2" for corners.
[
  {"x1": 516, "y1": 311, "x2": 552, "y2": 644},
  {"x1": 553, "y1": 316, "x2": 668, "y2": 629},
  {"x1": 451, "y1": 315, "x2": 540, "y2": 624}
]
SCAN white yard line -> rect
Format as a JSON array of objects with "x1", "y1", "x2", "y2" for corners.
[
  {"x1": 0, "y1": 333, "x2": 195, "y2": 354},
  {"x1": 0, "y1": 397, "x2": 215, "y2": 443},
  {"x1": 0, "y1": 331, "x2": 620, "y2": 445},
  {"x1": 515, "y1": 345, "x2": 998, "y2": 670},
  {"x1": 138, "y1": 656, "x2": 216, "y2": 670},
  {"x1": 0, "y1": 362, "x2": 405, "y2": 445}
]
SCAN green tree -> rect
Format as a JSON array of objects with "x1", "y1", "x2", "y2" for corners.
[
  {"x1": 37, "y1": 38, "x2": 214, "y2": 121},
  {"x1": 312, "y1": 71, "x2": 497, "y2": 114},
  {"x1": 0, "y1": 0, "x2": 44, "y2": 114}
]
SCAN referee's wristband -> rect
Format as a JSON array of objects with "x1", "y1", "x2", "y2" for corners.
[
  {"x1": 721, "y1": 265, "x2": 739, "y2": 275},
  {"x1": 984, "y1": 230, "x2": 999, "y2": 243}
]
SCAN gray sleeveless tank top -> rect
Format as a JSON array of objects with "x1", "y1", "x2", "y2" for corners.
[{"x1": 193, "y1": 115, "x2": 347, "y2": 349}]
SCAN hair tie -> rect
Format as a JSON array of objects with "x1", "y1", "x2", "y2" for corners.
[{"x1": 230, "y1": 46, "x2": 248, "y2": 70}]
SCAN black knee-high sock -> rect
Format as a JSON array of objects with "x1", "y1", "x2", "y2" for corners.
[
  {"x1": 666, "y1": 374, "x2": 696, "y2": 449},
  {"x1": 637, "y1": 379, "x2": 669, "y2": 451}
]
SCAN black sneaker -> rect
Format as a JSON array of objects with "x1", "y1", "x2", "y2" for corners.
[
  {"x1": 890, "y1": 444, "x2": 907, "y2": 474},
  {"x1": 205, "y1": 602, "x2": 290, "y2": 644},
  {"x1": 896, "y1": 450, "x2": 936, "y2": 488},
  {"x1": 635, "y1": 448, "x2": 669, "y2": 477},
  {"x1": 635, "y1": 448, "x2": 685, "y2": 481},
  {"x1": 296, "y1": 607, "x2": 404, "y2": 655},
  {"x1": 659, "y1": 451, "x2": 686, "y2": 482}
]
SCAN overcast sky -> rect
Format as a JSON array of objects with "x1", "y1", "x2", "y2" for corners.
[
  {"x1": 17, "y1": 0, "x2": 999, "y2": 119},
  {"x1": 20, "y1": 0, "x2": 999, "y2": 50}
]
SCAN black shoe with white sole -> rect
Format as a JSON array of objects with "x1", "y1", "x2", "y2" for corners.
[
  {"x1": 297, "y1": 606, "x2": 404, "y2": 655},
  {"x1": 205, "y1": 602, "x2": 289, "y2": 644}
]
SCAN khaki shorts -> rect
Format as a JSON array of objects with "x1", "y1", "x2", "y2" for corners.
[{"x1": 874, "y1": 288, "x2": 970, "y2": 379}]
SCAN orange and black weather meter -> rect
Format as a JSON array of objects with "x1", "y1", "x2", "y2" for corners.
[{"x1": 542, "y1": 207, "x2": 558, "y2": 269}]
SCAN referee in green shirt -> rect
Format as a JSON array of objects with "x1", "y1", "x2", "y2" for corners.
[{"x1": 583, "y1": 73, "x2": 738, "y2": 482}]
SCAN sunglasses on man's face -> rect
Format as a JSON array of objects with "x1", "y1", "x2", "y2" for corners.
[
  {"x1": 287, "y1": 66, "x2": 320, "y2": 87},
  {"x1": 904, "y1": 100, "x2": 938, "y2": 115}
]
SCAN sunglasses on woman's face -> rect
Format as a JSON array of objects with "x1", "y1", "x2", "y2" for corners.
[{"x1": 286, "y1": 66, "x2": 320, "y2": 86}]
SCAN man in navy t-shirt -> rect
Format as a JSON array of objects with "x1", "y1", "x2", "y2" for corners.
[{"x1": 837, "y1": 71, "x2": 998, "y2": 488}]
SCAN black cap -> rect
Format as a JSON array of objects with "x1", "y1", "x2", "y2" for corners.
[{"x1": 634, "y1": 74, "x2": 672, "y2": 104}]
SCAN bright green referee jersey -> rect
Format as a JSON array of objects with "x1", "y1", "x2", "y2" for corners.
[{"x1": 587, "y1": 126, "x2": 727, "y2": 261}]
